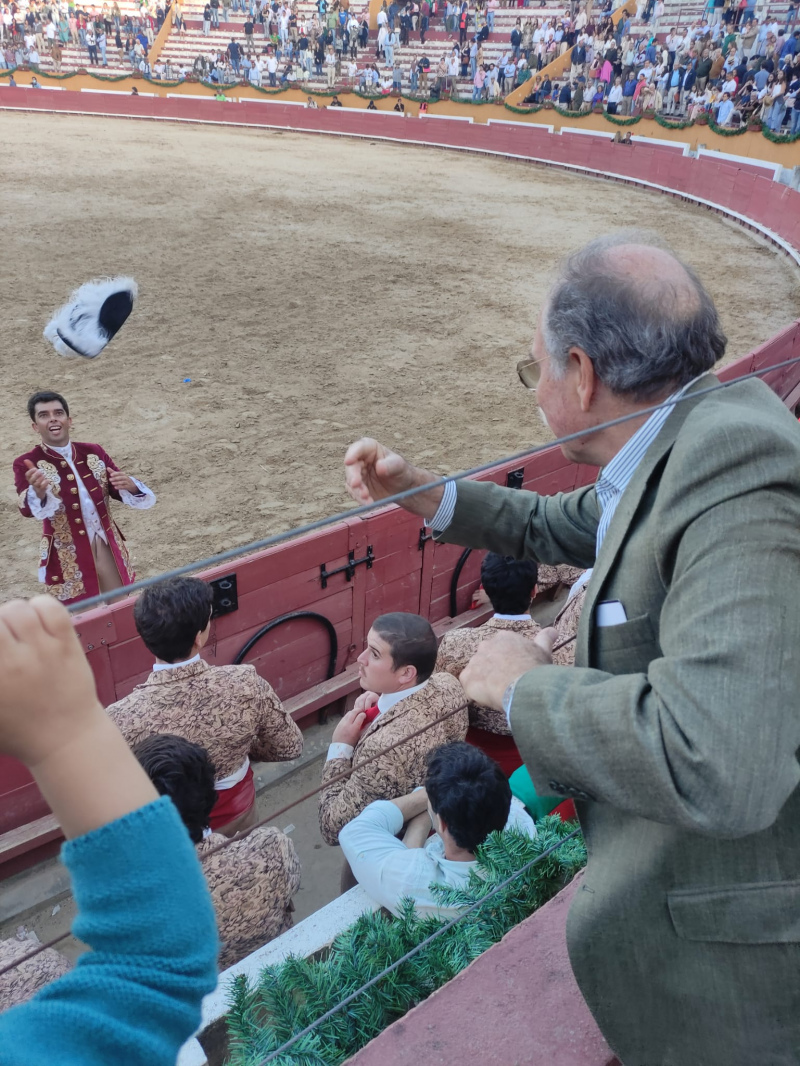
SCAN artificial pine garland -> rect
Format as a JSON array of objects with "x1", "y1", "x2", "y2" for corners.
[
  {"x1": 707, "y1": 115, "x2": 749, "y2": 137},
  {"x1": 503, "y1": 102, "x2": 543, "y2": 114},
  {"x1": 761, "y1": 124, "x2": 800, "y2": 144},
  {"x1": 225, "y1": 818, "x2": 586, "y2": 1066},
  {"x1": 654, "y1": 112, "x2": 694, "y2": 130},
  {"x1": 605, "y1": 112, "x2": 642, "y2": 126}
]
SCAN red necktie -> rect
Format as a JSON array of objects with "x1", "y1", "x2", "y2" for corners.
[{"x1": 361, "y1": 704, "x2": 380, "y2": 729}]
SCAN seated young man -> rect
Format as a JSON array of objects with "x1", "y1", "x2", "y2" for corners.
[
  {"x1": 318, "y1": 612, "x2": 467, "y2": 847},
  {"x1": 435, "y1": 553, "x2": 576, "y2": 776},
  {"x1": 339, "y1": 741, "x2": 536, "y2": 918},
  {"x1": 108, "y1": 577, "x2": 303, "y2": 837},
  {"x1": 134, "y1": 733, "x2": 301, "y2": 970}
]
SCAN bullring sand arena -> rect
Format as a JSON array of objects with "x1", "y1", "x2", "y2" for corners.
[{"x1": 2, "y1": 112, "x2": 800, "y2": 602}]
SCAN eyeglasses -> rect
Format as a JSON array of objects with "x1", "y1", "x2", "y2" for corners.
[{"x1": 516, "y1": 355, "x2": 543, "y2": 390}]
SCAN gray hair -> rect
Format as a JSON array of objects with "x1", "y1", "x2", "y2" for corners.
[{"x1": 542, "y1": 232, "x2": 727, "y2": 401}]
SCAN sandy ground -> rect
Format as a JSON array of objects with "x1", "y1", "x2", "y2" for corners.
[{"x1": 1, "y1": 113, "x2": 799, "y2": 602}]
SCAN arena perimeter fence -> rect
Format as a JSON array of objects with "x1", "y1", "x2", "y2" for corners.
[{"x1": 2, "y1": 355, "x2": 800, "y2": 985}]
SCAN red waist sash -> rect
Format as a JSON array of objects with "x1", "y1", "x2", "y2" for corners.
[
  {"x1": 465, "y1": 725, "x2": 524, "y2": 778},
  {"x1": 209, "y1": 764, "x2": 256, "y2": 830}
]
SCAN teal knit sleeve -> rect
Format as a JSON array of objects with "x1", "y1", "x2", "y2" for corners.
[{"x1": 0, "y1": 797, "x2": 219, "y2": 1066}]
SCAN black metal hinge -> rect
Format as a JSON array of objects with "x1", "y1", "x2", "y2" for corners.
[
  {"x1": 419, "y1": 527, "x2": 432, "y2": 551},
  {"x1": 209, "y1": 573, "x2": 238, "y2": 618},
  {"x1": 320, "y1": 546, "x2": 374, "y2": 589},
  {"x1": 506, "y1": 468, "x2": 525, "y2": 490}
]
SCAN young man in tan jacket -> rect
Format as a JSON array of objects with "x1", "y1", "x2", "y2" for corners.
[
  {"x1": 318, "y1": 612, "x2": 467, "y2": 848},
  {"x1": 108, "y1": 577, "x2": 303, "y2": 836}
]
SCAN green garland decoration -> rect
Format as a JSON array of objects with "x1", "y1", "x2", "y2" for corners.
[
  {"x1": 707, "y1": 115, "x2": 749, "y2": 137},
  {"x1": 503, "y1": 102, "x2": 543, "y2": 114},
  {"x1": 604, "y1": 112, "x2": 642, "y2": 126},
  {"x1": 761, "y1": 124, "x2": 800, "y2": 144},
  {"x1": 553, "y1": 104, "x2": 592, "y2": 118},
  {"x1": 654, "y1": 112, "x2": 695, "y2": 130},
  {"x1": 225, "y1": 818, "x2": 586, "y2": 1066},
  {"x1": 0, "y1": 67, "x2": 18, "y2": 78},
  {"x1": 29, "y1": 65, "x2": 79, "y2": 79}
]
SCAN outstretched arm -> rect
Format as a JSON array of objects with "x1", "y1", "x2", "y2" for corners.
[{"x1": 0, "y1": 598, "x2": 218, "y2": 1066}]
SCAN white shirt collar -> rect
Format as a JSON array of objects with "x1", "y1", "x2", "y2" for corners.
[
  {"x1": 48, "y1": 442, "x2": 73, "y2": 458},
  {"x1": 152, "y1": 653, "x2": 202, "y2": 673},
  {"x1": 377, "y1": 680, "x2": 428, "y2": 714},
  {"x1": 492, "y1": 612, "x2": 533, "y2": 622}
]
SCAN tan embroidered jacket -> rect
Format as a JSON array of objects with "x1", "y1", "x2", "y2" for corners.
[
  {"x1": 198, "y1": 827, "x2": 301, "y2": 970},
  {"x1": 318, "y1": 672, "x2": 468, "y2": 846},
  {"x1": 535, "y1": 563, "x2": 585, "y2": 595},
  {"x1": 107, "y1": 659, "x2": 303, "y2": 778},
  {"x1": 0, "y1": 937, "x2": 71, "y2": 1011},
  {"x1": 436, "y1": 616, "x2": 577, "y2": 734}
]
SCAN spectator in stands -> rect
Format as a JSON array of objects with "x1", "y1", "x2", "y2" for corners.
[
  {"x1": 107, "y1": 577, "x2": 303, "y2": 837},
  {"x1": 766, "y1": 69, "x2": 787, "y2": 127},
  {"x1": 715, "y1": 89, "x2": 735, "y2": 123},
  {"x1": 210, "y1": 0, "x2": 220, "y2": 29},
  {"x1": 135, "y1": 734, "x2": 301, "y2": 970},
  {"x1": 0, "y1": 596, "x2": 217, "y2": 1063},
  {"x1": 437, "y1": 553, "x2": 578, "y2": 776},
  {"x1": 318, "y1": 612, "x2": 468, "y2": 849},
  {"x1": 340, "y1": 742, "x2": 536, "y2": 918},
  {"x1": 329, "y1": 92, "x2": 343, "y2": 104},
  {"x1": 343, "y1": 231, "x2": 800, "y2": 1066}
]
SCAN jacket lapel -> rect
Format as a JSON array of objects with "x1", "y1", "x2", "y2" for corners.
[{"x1": 578, "y1": 375, "x2": 718, "y2": 659}]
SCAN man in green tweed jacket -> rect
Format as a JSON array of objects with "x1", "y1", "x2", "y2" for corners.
[{"x1": 343, "y1": 233, "x2": 800, "y2": 1066}]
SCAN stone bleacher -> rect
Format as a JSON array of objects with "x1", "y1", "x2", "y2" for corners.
[{"x1": 157, "y1": 2, "x2": 572, "y2": 96}]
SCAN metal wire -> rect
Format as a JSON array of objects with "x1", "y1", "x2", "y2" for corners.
[
  {"x1": 253, "y1": 827, "x2": 583, "y2": 1066},
  {"x1": 0, "y1": 632, "x2": 576, "y2": 979},
  {"x1": 66, "y1": 354, "x2": 800, "y2": 615}
]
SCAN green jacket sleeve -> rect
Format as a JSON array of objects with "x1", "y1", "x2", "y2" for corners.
[{"x1": 437, "y1": 477, "x2": 600, "y2": 569}]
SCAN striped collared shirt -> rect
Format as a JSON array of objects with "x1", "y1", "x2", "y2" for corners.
[
  {"x1": 431, "y1": 375, "x2": 707, "y2": 553},
  {"x1": 593, "y1": 375, "x2": 704, "y2": 556}
]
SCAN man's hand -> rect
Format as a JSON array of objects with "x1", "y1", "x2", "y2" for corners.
[
  {"x1": 24, "y1": 459, "x2": 50, "y2": 501},
  {"x1": 108, "y1": 470, "x2": 139, "y2": 494},
  {"x1": 344, "y1": 437, "x2": 444, "y2": 519},
  {"x1": 353, "y1": 690, "x2": 380, "y2": 713},
  {"x1": 460, "y1": 628, "x2": 558, "y2": 711},
  {"x1": 332, "y1": 707, "x2": 367, "y2": 747},
  {"x1": 0, "y1": 597, "x2": 104, "y2": 768}
]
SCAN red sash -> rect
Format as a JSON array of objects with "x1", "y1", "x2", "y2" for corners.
[
  {"x1": 465, "y1": 725, "x2": 524, "y2": 778},
  {"x1": 209, "y1": 764, "x2": 256, "y2": 830}
]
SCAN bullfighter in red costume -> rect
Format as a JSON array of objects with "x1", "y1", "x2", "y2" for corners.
[{"x1": 13, "y1": 391, "x2": 156, "y2": 605}]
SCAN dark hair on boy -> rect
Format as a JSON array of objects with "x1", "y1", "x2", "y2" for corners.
[
  {"x1": 371, "y1": 612, "x2": 438, "y2": 683},
  {"x1": 133, "y1": 577, "x2": 214, "y2": 663},
  {"x1": 479, "y1": 553, "x2": 538, "y2": 616},
  {"x1": 133, "y1": 733, "x2": 217, "y2": 844},
  {"x1": 28, "y1": 391, "x2": 69, "y2": 422},
  {"x1": 425, "y1": 741, "x2": 511, "y2": 853}
]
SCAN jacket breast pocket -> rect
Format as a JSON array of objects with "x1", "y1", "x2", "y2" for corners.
[
  {"x1": 591, "y1": 612, "x2": 658, "y2": 674},
  {"x1": 668, "y1": 880, "x2": 800, "y2": 944}
]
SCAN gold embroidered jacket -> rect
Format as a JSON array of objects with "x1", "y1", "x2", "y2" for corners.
[
  {"x1": 13, "y1": 441, "x2": 141, "y2": 603},
  {"x1": 107, "y1": 659, "x2": 304, "y2": 779},
  {"x1": 0, "y1": 937, "x2": 71, "y2": 1011},
  {"x1": 435, "y1": 616, "x2": 578, "y2": 734},
  {"x1": 318, "y1": 672, "x2": 468, "y2": 846},
  {"x1": 198, "y1": 827, "x2": 301, "y2": 970}
]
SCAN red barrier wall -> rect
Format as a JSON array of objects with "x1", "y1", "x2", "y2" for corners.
[{"x1": 1, "y1": 84, "x2": 799, "y2": 865}]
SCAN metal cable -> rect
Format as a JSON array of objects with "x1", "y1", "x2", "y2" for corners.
[
  {"x1": 0, "y1": 632, "x2": 576, "y2": 978},
  {"x1": 253, "y1": 827, "x2": 583, "y2": 1066},
  {"x1": 66, "y1": 354, "x2": 800, "y2": 615}
]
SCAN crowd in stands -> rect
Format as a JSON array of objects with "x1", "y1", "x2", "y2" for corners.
[
  {"x1": 2, "y1": 0, "x2": 797, "y2": 132},
  {"x1": 519, "y1": 9, "x2": 800, "y2": 131},
  {"x1": 0, "y1": 0, "x2": 169, "y2": 71},
  {"x1": 0, "y1": 553, "x2": 586, "y2": 1017}
]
